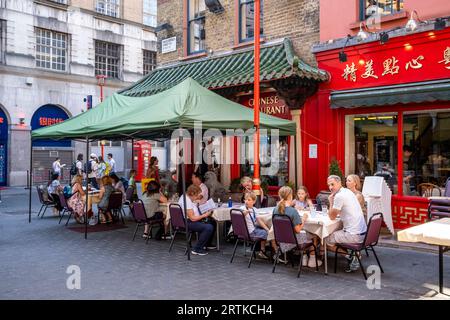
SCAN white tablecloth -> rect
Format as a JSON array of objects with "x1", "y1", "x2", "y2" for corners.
[{"x1": 397, "y1": 218, "x2": 450, "y2": 247}]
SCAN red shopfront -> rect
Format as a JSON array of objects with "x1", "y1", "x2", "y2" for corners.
[{"x1": 303, "y1": 27, "x2": 450, "y2": 229}]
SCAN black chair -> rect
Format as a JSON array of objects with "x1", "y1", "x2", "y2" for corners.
[
  {"x1": 58, "y1": 192, "x2": 75, "y2": 226},
  {"x1": 272, "y1": 214, "x2": 318, "y2": 277},
  {"x1": 334, "y1": 213, "x2": 384, "y2": 280},
  {"x1": 36, "y1": 186, "x2": 56, "y2": 218},
  {"x1": 107, "y1": 192, "x2": 126, "y2": 224},
  {"x1": 130, "y1": 200, "x2": 164, "y2": 244},
  {"x1": 428, "y1": 177, "x2": 450, "y2": 220},
  {"x1": 168, "y1": 203, "x2": 193, "y2": 254},
  {"x1": 229, "y1": 209, "x2": 266, "y2": 268},
  {"x1": 123, "y1": 186, "x2": 135, "y2": 215}
]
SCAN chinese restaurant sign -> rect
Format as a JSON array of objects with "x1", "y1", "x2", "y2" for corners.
[
  {"x1": 239, "y1": 92, "x2": 291, "y2": 120},
  {"x1": 31, "y1": 104, "x2": 70, "y2": 147},
  {"x1": 317, "y1": 29, "x2": 450, "y2": 91}
]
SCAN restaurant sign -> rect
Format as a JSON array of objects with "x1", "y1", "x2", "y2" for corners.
[{"x1": 239, "y1": 92, "x2": 291, "y2": 120}]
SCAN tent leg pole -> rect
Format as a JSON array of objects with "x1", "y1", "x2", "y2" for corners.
[
  {"x1": 28, "y1": 141, "x2": 33, "y2": 223},
  {"x1": 180, "y1": 130, "x2": 190, "y2": 261},
  {"x1": 85, "y1": 137, "x2": 89, "y2": 240},
  {"x1": 294, "y1": 135, "x2": 298, "y2": 192},
  {"x1": 131, "y1": 139, "x2": 134, "y2": 170}
]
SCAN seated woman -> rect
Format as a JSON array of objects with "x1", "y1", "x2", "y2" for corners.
[
  {"x1": 272, "y1": 186, "x2": 321, "y2": 268},
  {"x1": 67, "y1": 175, "x2": 87, "y2": 223},
  {"x1": 110, "y1": 173, "x2": 126, "y2": 203},
  {"x1": 240, "y1": 192, "x2": 276, "y2": 259},
  {"x1": 48, "y1": 172, "x2": 64, "y2": 216},
  {"x1": 293, "y1": 186, "x2": 314, "y2": 210},
  {"x1": 178, "y1": 185, "x2": 215, "y2": 256},
  {"x1": 142, "y1": 180, "x2": 168, "y2": 239},
  {"x1": 97, "y1": 176, "x2": 114, "y2": 224},
  {"x1": 346, "y1": 174, "x2": 367, "y2": 219}
]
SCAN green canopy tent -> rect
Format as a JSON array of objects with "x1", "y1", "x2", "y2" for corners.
[{"x1": 30, "y1": 78, "x2": 297, "y2": 251}]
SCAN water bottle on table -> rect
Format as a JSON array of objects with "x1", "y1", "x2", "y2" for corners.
[{"x1": 228, "y1": 196, "x2": 232, "y2": 208}]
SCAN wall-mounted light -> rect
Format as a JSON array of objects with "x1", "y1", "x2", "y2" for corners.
[
  {"x1": 405, "y1": 10, "x2": 419, "y2": 32},
  {"x1": 205, "y1": 0, "x2": 224, "y2": 14},
  {"x1": 434, "y1": 17, "x2": 447, "y2": 31},
  {"x1": 338, "y1": 35, "x2": 351, "y2": 62},
  {"x1": 155, "y1": 23, "x2": 173, "y2": 33},
  {"x1": 19, "y1": 118, "x2": 25, "y2": 125},
  {"x1": 356, "y1": 22, "x2": 369, "y2": 42},
  {"x1": 379, "y1": 31, "x2": 389, "y2": 44}
]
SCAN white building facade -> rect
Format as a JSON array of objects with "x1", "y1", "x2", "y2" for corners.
[{"x1": 0, "y1": 0, "x2": 157, "y2": 186}]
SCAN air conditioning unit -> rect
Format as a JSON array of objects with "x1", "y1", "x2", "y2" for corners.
[{"x1": 205, "y1": 0, "x2": 224, "y2": 14}]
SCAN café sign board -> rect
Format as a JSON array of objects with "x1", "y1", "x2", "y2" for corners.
[{"x1": 161, "y1": 37, "x2": 177, "y2": 54}]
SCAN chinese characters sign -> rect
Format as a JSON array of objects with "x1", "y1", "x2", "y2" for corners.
[
  {"x1": 341, "y1": 47, "x2": 449, "y2": 82},
  {"x1": 39, "y1": 117, "x2": 64, "y2": 126}
]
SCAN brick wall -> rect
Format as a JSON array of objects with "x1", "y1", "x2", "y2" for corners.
[{"x1": 157, "y1": 0, "x2": 320, "y2": 67}]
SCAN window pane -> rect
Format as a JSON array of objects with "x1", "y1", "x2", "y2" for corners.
[
  {"x1": 346, "y1": 114, "x2": 398, "y2": 194},
  {"x1": 95, "y1": 40, "x2": 121, "y2": 79},
  {"x1": 403, "y1": 112, "x2": 450, "y2": 196},
  {"x1": 240, "y1": 0, "x2": 264, "y2": 41},
  {"x1": 365, "y1": 0, "x2": 403, "y2": 19},
  {"x1": 35, "y1": 28, "x2": 67, "y2": 71}
]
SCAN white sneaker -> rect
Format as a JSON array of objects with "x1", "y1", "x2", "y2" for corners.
[
  {"x1": 302, "y1": 254, "x2": 309, "y2": 266},
  {"x1": 307, "y1": 256, "x2": 323, "y2": 268}
]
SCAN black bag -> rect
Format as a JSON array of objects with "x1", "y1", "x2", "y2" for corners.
[
  {"x1": 85, "y1": 161, "x2": 93, "y2": 174},
  {"x1": 70, "y1": 161, "x2": 78, "y2": 176}
]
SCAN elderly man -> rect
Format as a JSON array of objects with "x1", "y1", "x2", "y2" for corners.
[{"x1": 326, "y1": 175, "x2": 367, "y2": 272}]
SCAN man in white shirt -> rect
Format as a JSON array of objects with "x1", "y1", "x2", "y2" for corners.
[
  {"x1": 76, "y1": 153, "x2": 84, "y2": 176},
  {"x1": 107, "y1": 153, "x2": 116, "y2": 174},
  {"x1": 191, "y1": 172, "x2": 209, "y2": 204},
  {"x1": 88, "y1": 153, "x2": 99, "y2": 189},
  {"x1": 327, "y1": 175, "x2": 367, "y2": 271},
  {"x1": 52, "y1": 157, "x2": 65, "y2": 176}
]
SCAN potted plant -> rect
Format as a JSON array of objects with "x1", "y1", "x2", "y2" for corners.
[{"x1": 316, "y1": 159, "x2": 345, "y2": 206}]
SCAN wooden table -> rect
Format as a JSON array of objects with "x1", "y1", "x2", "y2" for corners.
[{"x1": 398, "y1": 218, "x2": 450, "y2": 294}]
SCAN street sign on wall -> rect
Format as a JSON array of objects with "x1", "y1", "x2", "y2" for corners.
[{"x1": 161, "y1": 37, "x2": 177, "y2": 54}]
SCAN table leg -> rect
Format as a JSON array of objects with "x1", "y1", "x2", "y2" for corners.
[
  {"x1": 216, "y1": 221, "x2": 221, "y2": 251},
  {"x1": 439, "y1": 245, "x2": 443, "y2": 294},
  {"x1": 324, "y1": 239, "x2": 328, "y2": 275}
]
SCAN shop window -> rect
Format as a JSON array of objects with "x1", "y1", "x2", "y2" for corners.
[
  {"x1": 346, "y1": 114, "x2": 398, "y2": 194},
  {"x1": 240, "y1": 136, "x2": 289, "y2": 188},
  {"x1": 143, "y1": 50, "x2": 156, "y2": 75},
  {"x1": 187, "y1": 0, "x2": 206, "y2": 55},
  {"x1": 361, "y1": 0, "x2": 403, "y2": 20},
  {"x1": 35, "y1": 28, "x2": 68, "y2": 72},
  {"x1": 239, "y1": 0, "x2": 263, "y2": 43},
  {"x1": 403, "y1": 111, "x2": 450, "y2": 197},
  {"x1": 90, "y1": 141, "x2": 123, "y2": 147},
  {"x1": 143, "y1": 0, "x2": 157, "y2": 27},
  {"x1": 95, "y1": 40, "x2": 122, "y2": 79},
  {"x1": 51, "y1": 0, "x2": 68, "y2": 4},
  {"x1": 96, "y1": 0, "x2": 120, "y2": 18}
]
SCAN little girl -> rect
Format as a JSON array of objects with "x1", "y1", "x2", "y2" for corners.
[{"x1": 293, "y1": 186, "x2": 314, "y2": 210}]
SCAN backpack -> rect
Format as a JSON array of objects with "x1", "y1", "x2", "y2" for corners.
[
  {"x1": 63, "y1": 185, "x2": 72, "y2": 198},
  {"x1": 70, "y1": 161, "x2": 78, "y2": 176},
  {"x1": 85, "y1": 161, "x2": 93, "y2": 174},
  {"x1": 104, "y1": 162, "x2": 111, "y2": 176},
  {"x1": 120, "y1": 177, "x2": 129, "y2": 190}
]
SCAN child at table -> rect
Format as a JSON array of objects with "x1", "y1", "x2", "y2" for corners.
[
  {"x1": 240, "y1": 192, "x2": 276, "y2": 260},
  {"x1": 293, "y1": 186, "x2": 314, "y2": 210}
]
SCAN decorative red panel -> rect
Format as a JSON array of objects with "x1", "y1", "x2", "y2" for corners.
[{"x1": 392, "y1": 196, "x2": 429, "y2": 229}]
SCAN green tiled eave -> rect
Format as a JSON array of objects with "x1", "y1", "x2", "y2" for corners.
[{"x1": 120, "y1": 38, "x2": 329, "y2": 97}]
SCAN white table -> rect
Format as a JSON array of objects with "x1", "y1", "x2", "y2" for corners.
[
  {"x1": 212, "y1": 203, "x2": 245, "y2": 251},
  {"x1": 398, "y1": 218, "x2": 450, "y2": 294}
]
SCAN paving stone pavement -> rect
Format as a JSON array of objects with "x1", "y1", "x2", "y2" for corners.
[{"x1": 0, "y1": 187, "x2": 449, "y2": 300}]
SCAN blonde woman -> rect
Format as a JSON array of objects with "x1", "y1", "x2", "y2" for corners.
[
  {"x1": 272, "y1": 186, "x2": 321, "y2": 267},
  {"x1": 346, "y1": 174, "x2": 367, "y2": 217},
  {"x1": 67, "y1": 174, "x2": 86, "y2": 223}
]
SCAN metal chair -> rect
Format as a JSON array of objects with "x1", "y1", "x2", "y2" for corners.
[
  {"x1": 428, "y1": 177, "x2": 450, "y2": 220},
  {"x1": 418, "y1": 183, "x2": 441, "y2": 197},
  {"x1": 272, "y1": 214, "x2": 318, "y2": 278},
  {"x1": 168, "y1": 203, "x2": 193, "y2": 254},
  {"x1": 229, "y1": 209, "x2": 266, "y2": 268},
  {"x1": 58, "y1": 192, "x2": 75, "y2": 226},
  {"x1": 107, "y1": 192, "x2": 126, "y2": 224},
  {"x1": 334, "y1": 212, "x2": 384, "y2": 280},
  {"x1": 130, "y1": 200, "x2": 164, "y2": 244},
  {"x1": 36, "y1": 186, "x2": 56, "y2": 218},
  {"x1": 123, "y1": 186, "x2": 135, "y2": 215}
]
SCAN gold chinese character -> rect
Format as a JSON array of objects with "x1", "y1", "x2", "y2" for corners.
[
  {"x1": 361, "y1": 59, "x2": 378, "y2": 79},
  {"x1": 405, "y1": 55, "x2": 424, "y2": 70},
  {"x1": 342, "y1": 63, "x2": 358, "y2": 82},
  {"x1": 382, "y1": 56, "x2": 400, "y2": 76},
  {"x1": 438, "y1": 47, "x2": 450, "y2": 69}
]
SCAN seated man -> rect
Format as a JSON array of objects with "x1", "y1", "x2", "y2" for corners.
[{"x1": 326, "y1": 175, "x2": 367, "y2": 272}]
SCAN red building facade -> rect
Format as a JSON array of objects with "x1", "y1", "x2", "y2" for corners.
[{"x1": 304, "y1": 12, "x2": 450, "y2": 229}]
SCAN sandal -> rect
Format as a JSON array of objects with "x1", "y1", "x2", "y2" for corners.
[{"x1": 142, "y1": 233, "x2": 149, "y2": 238}]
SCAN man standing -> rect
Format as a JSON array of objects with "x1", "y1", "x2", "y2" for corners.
[
  {"x1": 88, "y1": 153, "x2": 99, "y2": 189},
  {"x1": 326, "y1": 175, "x2": 367, "y2": 272},
  {"x1": 52, "y1": 157, "x2": 66, "y2": 176},
  {"x1": 107, "y1": 153, "x2": 116, "y2": 175},
  {"x1": 76, "y1": 153, "x2": 84, "y2": 176}
]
